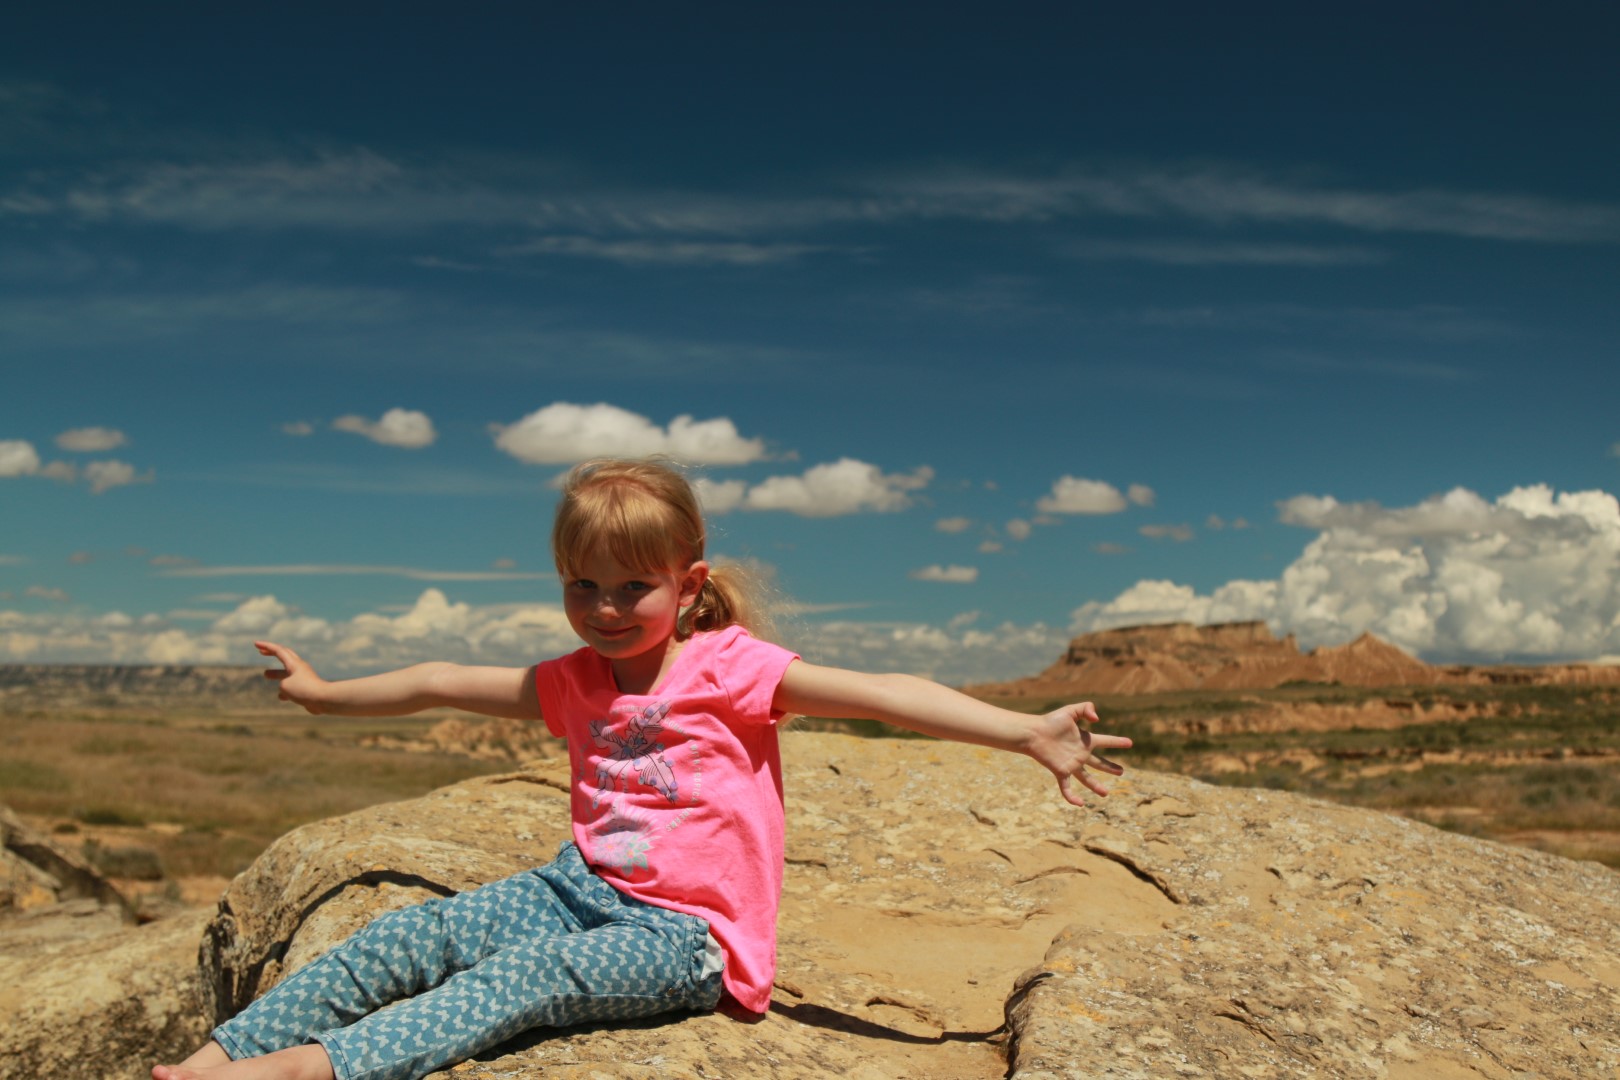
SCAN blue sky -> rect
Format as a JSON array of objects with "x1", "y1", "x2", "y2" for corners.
[{"x1": 4, "y1": 5, "x2": 1619, "y2": 681}]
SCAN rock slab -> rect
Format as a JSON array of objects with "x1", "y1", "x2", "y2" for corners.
[{"x1": 197, "y1": 733, "x2": 1619, "y2": 1079}]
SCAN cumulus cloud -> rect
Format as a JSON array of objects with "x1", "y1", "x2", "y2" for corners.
[
  {"x1": 281, "y1": 421, "x2": 315, "y2": 436},
  {"x1": 1127, "y1": 484, "x2": 1156, "y2": 507},
  {"x1": 978, "y1": 540, "x2": 1004, "y2": 553},
  {"x1": 783, "y1": 618, "x2": 1069, "y2": 684},
  {"x1": 935, "y1": 516, "x2": 974, "y2": 534},
  {"x1": 1036, "y1": 476, "x2": 1128, "y2": 515},
  {"x1": 741, "y1": 459, "x2": 933, "y2": 517},
  {"x1": 694, "y1": 477, "x2": 747, "y2": 515},
  {"x1": 492, "y1": 402, "x2": 766, "y2": 467},
  {"x1": 909, "y1": 564, "x2": 979, "y2": 584},
  {"x1": 55, "y1": 426, "x2": 127, "y2": 452},
  {"x1": 1071, "y1": 484, "x2": 1620, "y2": 663},
  {"x1": 332, "y1": 408, "x2": 437, "y2": 449},
  {"x1": 0, "y1": 590, "x2": 583, "y2": 670},
  {"x1": 0, "y1": 585, "x2": 1067, "y2": 683},
  {"x1": 84, "y1": 459, "x2": 150, "y2": 494},
  {"x1": 1005, "y1": 518, "x2": 1033, "y2": 541},
  {"x1": 0, "y1": 440, "x2": 41, "y2": 477},
  {"x1": 1, "y1": 441, "x2": 138, "y2": 490},
  {"x1": 24, "y1": 585, "x2": 69, "y2": 602}
]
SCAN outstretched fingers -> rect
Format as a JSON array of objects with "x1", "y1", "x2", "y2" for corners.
[{"x1": 255, "y1": 640, "x2": 301, "y2": 682}]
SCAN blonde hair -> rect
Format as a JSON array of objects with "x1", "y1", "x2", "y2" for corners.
[{"x1": 551, "y1": 458, "x2": 772, "y2": 640}]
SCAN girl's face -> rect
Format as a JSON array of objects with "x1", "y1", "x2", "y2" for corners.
[{"x1": 562, "y1": 551, "x2": 708, "y2": 667}]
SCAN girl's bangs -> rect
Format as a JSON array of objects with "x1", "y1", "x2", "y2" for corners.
[{"x1": 556, "y1": 485, "x2": 691, "y2": 576}]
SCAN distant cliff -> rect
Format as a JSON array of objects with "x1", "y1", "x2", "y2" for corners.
[
  {"x1": 0, "y1": 665, "x2": 267, "y2": 713},
  {"x1": 971, "y1": 620, "x2": 1620, "y2": 696}
]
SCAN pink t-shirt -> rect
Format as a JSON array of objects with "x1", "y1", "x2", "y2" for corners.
[{"x1": 535, "y1": 624, "x2": 798, "y2": 1014}]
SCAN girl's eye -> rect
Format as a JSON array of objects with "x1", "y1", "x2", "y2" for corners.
[{"x1": 571, "y1": 579, "x2": 596, "y2": 590}]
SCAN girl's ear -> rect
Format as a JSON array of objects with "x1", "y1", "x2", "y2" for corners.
[{"x1": 678, "y1": 561, "x2": 710, "y2": 608}]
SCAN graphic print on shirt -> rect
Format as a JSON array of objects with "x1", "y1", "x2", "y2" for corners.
[
  {"x1": 594, "y1": 801, "x2": 655, "y2": 875},
  {"x1": 589, "y1": 700, "x2": 680, "y2": 807}
]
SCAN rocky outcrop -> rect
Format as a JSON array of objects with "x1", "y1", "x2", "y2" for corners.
[
  {"x1": 2, "y1": 804, "x2": 135, "y2": 919},
  {"x1": 0, "y1": 806, "x2": 209, "y2": 1080},
  {"x1": 198, "y1": 733, "x2": 1620, "y2": 1079},
  {"x1": 974, "y1": 621, "x2": 1620, "y2": 696}
]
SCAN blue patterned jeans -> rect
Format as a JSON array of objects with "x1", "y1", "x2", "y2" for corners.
[{"x1": 212, "y1": 842, "x2": 724, "y2": 1080}]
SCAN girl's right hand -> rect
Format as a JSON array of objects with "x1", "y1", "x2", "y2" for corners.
[{"x1": 256, "y1": 640, "x2": 329, "y2": 714}]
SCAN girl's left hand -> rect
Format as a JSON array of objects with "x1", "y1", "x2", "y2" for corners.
[{"x1": 1029, "y1": 702, "x2": 1131, "y2": 807}]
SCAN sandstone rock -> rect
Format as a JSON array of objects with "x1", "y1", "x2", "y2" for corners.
[
  {"x1": 0, "y1": 806, "x2": 210, "y2": 1079},
  {"x1": 198, "y1": 733, "x2": 1619, "y2": 1079},
  {"x1": 973, "y1": 621, "x2": 1620, "y2": 697},
  {"x1": 1, "y1": 803, "x2": 135, "y2": 918},
  {"x1": 0, "y1": 906, "x2": 213, "y2": 1080}
]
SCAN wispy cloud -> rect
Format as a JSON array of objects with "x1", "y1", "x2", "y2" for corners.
[
  {"x1": 499, "y1": 235, "x2": 831, "y2": 266},
  {"x1": 10, "y1": 146, "x2": 1617, "y2": 246},
  {"x1": 1066, "y1": 239, "x2": 1385, "y2": 266}
]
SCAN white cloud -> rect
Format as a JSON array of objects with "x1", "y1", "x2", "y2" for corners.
[
  {"x1": 212, "y1": 595, "x2": 294, "y2": 634},
  {"x1": 84, "y1": 459, "x2": 150, "y2": 494},
  {"x1": 24, "y1": 585, "x2": 69, "y2": 602},
  {"x1": 39, "y1": 461, "x2": 76, "y2": 482},
  {"x1": 332, "y1": 408, "x2": 437, "y2": 449},
  {"x1": 492, "y1": 402, "x2": 766, "y2": 466},
  {"x1": 1005, "y1": 518, "x2": 1033, "y2": 541},
  {"x1": 1036, "y1": 476, "x2": 1128, "y2": 515},
  {"x1": 281, "y1": 421, "x2": 315, "y2": 436},
  {"x1": 0, "y1": 585, "x2": 1067, "y2": 684},
  {"x1": 0, "y1": 440, "x2": 41, "y2": 477},
  {"x1": 909, "y1": 564, "x2": 979, "y2": 584},
  {"x1": 55, "y1": 426, "x2": 126, "y2": 452},
  {"x1": 694, "y1": 477, "x2": 747, "y2": 515},
  {"x1": 1139, "y1": 523, "x2": 1194, "y2": 542},
  {"x1": 742, "y1": 459, "x2": 933, "y2": 517},
  {"x1": 935, "y1": 516, "x2": 974, "y2": 534},
  {"x1": 1127, "y1": 484, "x2": 1155, "y2": 507},
  {"x1": 978, "y1": 540, "x2": 1004, "y2": 553},
  {"x1": 784, "y1": 618, "x2": 1069, "y2": 685},
  {"x1": 1071, "y1": 484, "x2": 1620, "y2": 663},
  {"x1": 0, "y1": 590, "x2": 580, "y2": 671}
]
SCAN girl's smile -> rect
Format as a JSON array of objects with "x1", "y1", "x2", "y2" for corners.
[{"x1": 562, "y1": 552, "x2": 708, "y2": 693}]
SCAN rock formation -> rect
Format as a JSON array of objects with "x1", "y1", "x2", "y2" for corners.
[
  {"x1": 973, "y1": 621, "x2": 1620, "y2": 697},
  {"x1": 194, "y1": 733, "x2": 1618, "y2": 1079},
  {"x1": 0, "y1": 805, "x2": 210, "y2": 1080}
]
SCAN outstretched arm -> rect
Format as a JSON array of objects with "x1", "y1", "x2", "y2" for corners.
[
  {"x1": 773, "y1": 660, "x2": 1129, "y2": 807},
  {"x1": 256, "y1": 641, "x2": 540, "y2": 720}
]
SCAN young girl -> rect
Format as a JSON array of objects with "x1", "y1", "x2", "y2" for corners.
[{"x1": 154, "y1": 457, "x2": 1129, "y2": 1080}]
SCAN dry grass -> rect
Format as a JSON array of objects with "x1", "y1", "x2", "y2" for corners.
[{"x1": 1, "y1": 706, "x2": 511, "y2": 879}]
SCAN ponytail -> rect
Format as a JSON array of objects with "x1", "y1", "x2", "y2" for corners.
[{"x1": 681, "y1": 562, "x2": 774, "y2": 642}]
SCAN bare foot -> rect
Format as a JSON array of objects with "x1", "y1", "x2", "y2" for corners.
[{"x1": 151, "y1": 1044, "x2": 334, "y2": 1080}]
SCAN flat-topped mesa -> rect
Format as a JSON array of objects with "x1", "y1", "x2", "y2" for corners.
[{"x1": 975, "y1": 621, "x2": 1440, "y2": 696}]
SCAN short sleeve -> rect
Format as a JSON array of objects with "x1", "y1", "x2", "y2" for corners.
[
  {"x1": 536, "y1": 655, "x2": 569, "y2": 739},
  {"x1": 715, "y1": 627, "x2": 799, "y2": 724}
]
